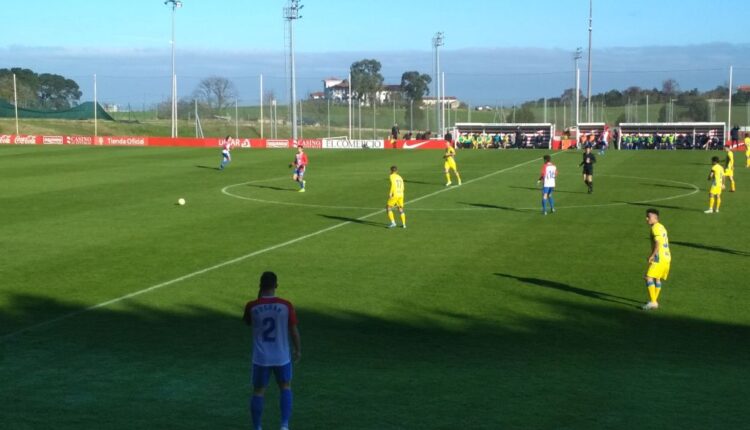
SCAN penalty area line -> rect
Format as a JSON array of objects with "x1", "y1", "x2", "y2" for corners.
[{"x1": 0, "y1": 154, "x2": 548, "y2": 341}]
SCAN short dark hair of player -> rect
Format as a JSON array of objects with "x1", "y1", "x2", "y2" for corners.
[
  {"x1": 711, "y1": 156, "x2": 720, "y2": 163},
  {"x1": 390, "y1": 165, "x2": 398, "y2": 173},
  {"x1": 543, "y1": 155, "x2": 551, "y2": 162},
  {"x1": 646, "y1": 208, "x2": 659, "y2": 217},
  {"x1": 259, "y1": 271, "x2": 277, "y2": 290},
  {"x1": 225, "y1": 135, "x2": 231, "y2": 140}
]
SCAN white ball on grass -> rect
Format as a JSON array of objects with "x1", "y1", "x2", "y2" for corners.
[{"x1": 178, "y1": 198, "x2": 186, "y2": 206}]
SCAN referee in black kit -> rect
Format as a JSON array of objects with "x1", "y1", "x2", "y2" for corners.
[{"x1": 580, "y1": 145, "x2": 596, "y2": 194}]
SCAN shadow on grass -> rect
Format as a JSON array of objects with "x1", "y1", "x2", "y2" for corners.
[
  {"x1": 671, "y1": 240, "x2": 750, "y2": 257},
  {"x1": 318, "y1": 214, "x2": 384, "y2": 228},
  {"x1": 640, "y1": 182, "x2": 696, "y2": 191},
  {"x1": 509, "y1": 186, "x2": 585, "y2": 194},
  {"x1": 195, "y1": 165, "x2": 220, "y2": 171},
  {"x1": 458, "y1": 202, "x2": 526, "y2": 212},
  {"x1": 246, "y1": 184, "x2": 295, "y2": 192},
  {"x1": 1, "y1": 289, "x2": 749, "y2": 429},
  {"x1": 494, "y1": 273, "x2": 642, "y2": 308},
  {"x1": 404, "y1": 179, "x2": 439, "y2": 185},
  {"x1": 618, "y1": 201, "x2": 702, "y2": 212}
]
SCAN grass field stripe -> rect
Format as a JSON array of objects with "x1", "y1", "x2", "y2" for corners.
[{"x1": 0, "y1": 154, "x2": 546, "y2": 341}]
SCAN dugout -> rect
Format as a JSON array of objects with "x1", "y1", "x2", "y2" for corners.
[
  {"x1": 576, "y1": 122, "x2": 607, "y2": 145},
  {"x1": 617, "y1": 122, "x2": 725, "y2": 150},
  {"x1": 454, "y1": 123, "x2": 554, "y2": 149}
]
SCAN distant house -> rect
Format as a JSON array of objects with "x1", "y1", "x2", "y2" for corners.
[
  {"x1": 309, "y1": 92, "x2": 326, "y2": 100},
  {"x1": 323, "y1": 78, "x2": 352, "y2": 102},
  {"x1": 738, "y1": 85, "x2": 750, "y2": 93},
  {"x1": 422, "y1": 96, "x2": 460, "y2": 109},
  {"x1": 105, "y1": 103, "x2": 119, "y2": 113},
  {"x1": 323, "y1": 78, "x2": 403, "y2": 105},
  {"x1": 376, "y1": 84, "x2": 403, "y2": 104}
]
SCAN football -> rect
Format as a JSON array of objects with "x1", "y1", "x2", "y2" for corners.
[{"x1": 177, "y1": 198, "x2": 186, "y2": 206}]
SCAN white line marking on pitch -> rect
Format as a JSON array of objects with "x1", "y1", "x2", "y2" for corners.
[
  {"x1": 1, "y1": 155, "x2": 547, "y2": 341},
  {"x1": 223, "y1": 174, "x2": 700, "y2": 212}
]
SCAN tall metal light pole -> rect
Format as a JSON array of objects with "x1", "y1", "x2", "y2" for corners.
[
  {"x1": 165, "y1": 0, "x2": 182, "y2": 139},
  {"x1": 432, "y1": 32, "x2": 444, "y2": 136},
  {"x1": 284, "y1": 0, "x2": 303, "y2": 143},
  {"x1": 586, "y1": 0, "x2": 593, "y2": 122},
  {"x1": 573, "y1": 48, "x2": 582, "y2": 126}
]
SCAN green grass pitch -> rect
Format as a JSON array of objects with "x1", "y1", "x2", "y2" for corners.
[{"x1": 1, "y1": 145, "x2": 748, "y2": 429}]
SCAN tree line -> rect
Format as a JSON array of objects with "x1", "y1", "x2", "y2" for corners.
[{"x1": 0, "y1": 68, "x2": 82, "y2": 110}]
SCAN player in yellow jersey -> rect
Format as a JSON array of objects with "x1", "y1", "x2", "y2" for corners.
[
  {"x1": 443, "y1": 141, "x2": 462, "y2": 186},
  {"x1": 745, "y1": 135, "x2": 750, "y2": 168},
  {"x1": 705, "y1": 156, "x2": 725, "y2": 214},
  {"x1": 724, "y1": 146, "x2": 735, "y2": 192},
  {"x1": 386, "y1": 165, "x2": 406, "y2": 229},
  {"x1": 642, "y1": 208, "x2": 671, "y2": 310}
]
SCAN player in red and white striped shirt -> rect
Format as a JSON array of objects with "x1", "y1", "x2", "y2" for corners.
[
  {"x1": 219, "y1": 135, "x2": 232, "y2": 170},
  {"x1": 243, "y1": 271, "x2": 301, "y2": 430},
  {"x1": 537, "y1": 155, "x2": 557, "y2": 215}
]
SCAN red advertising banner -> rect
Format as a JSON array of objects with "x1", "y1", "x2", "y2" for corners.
[
  {"x1": 391, "y1": 139, "x2": 450, "y2": 149},
  {"x1": 0, "y1": 135, "x2": 474, "y2": 150}
]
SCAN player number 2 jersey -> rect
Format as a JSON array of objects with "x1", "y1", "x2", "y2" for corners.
[
  {"x1": 244, "y1": 297, "x2": 298, "y2": 366},
  {"x1": 651, "y1": 222, "x2": 671, "y2": 263}
]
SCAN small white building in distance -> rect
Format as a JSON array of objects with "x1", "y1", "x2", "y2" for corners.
[{"x1": 422, "y1": 96, "x2": 460, "y2": 109}]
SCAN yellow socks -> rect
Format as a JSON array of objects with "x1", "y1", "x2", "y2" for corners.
[
  {"x1": 709, "y1": 196, "x2": 715, "y2": 210},
  {"x1": 647, "y1": 284, "x2": 657, "y2": 303},
  {"x1": 716, "y1": 195, "x2": 722, "y2": 210},
  {"x1": 400, "y1": 213, "x2": 406, "y2": 226},
  {"x1": 388, "y1": 211, "x2": 395, "y2": 223},
  {"x1": 730, "y1": 179, "x2": 735, "y2": 191},
  {"x1": 445, "y1": 173, "x2": 451, "y2": 183},
  {"x1": 654, "y1": 282, "x2": 662, "y2": 301},
  {"x1": 455, "y1": 172, "x2": 462, "y2": 184}
]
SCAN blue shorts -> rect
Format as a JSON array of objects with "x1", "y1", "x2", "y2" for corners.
[
  {"x1": 295, "y1": 168, "x2": 305, "y2": 178},
  {"x1": 252, "y1": 362, "x2": 292, "y2": 388},
  {"x1": 542, "y1": 187, "x2": 555, "y2": 195}
]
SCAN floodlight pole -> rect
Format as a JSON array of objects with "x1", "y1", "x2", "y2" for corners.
[
  {"x1": 441, "y1": 71, "x2": 446, "y2": 137},
  {"x1": 348, "y1": 72, "x2": 352, "y2": 139},
  {"x1": 576, "y1": 69, "x2": 581, "y2": 127},
  {"x1": 13, "y1": 73, "x2": 19, "y2": 135},
  {"x1": 586, "y1": 0, "x2": 593, "y2": 123},
  {"x1": 260, "y1": 74, "x2": 264, "y2": 138},
  {"x1": 284, "y1": 0, "x2": 303, "y2": 144},
  {"x1": 573, "y1": 48, "x2": 582, "y2": 127},
  {"x1": 432, "y1": 32, "x2": 444, "y2": 136},
  {"x1": 728, "y1": 65, "x2": 733, "y2": 135},
  {"x1": 165, "y1": 0, "x2": 181, "y2": 139},
  {"x1": 94, "y1": 74, "x2": 98, "y2": 138}
]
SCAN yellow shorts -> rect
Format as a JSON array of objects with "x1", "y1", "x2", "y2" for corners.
[
  {"x1": 724, "y1": 169, "x2": 733, "y2": 177},
  {"x1": 710, "y1": 186, "x2": 723, "y2": 196},
  {"x1": 387, "y1": 196, "x2": 404, "y2": 208},
  {"x1": 647, "y1": 261, "x2": 670, "y2": 280},
  {"x1": 444, "y1": 159, "x2": 457, "y2": 171}
]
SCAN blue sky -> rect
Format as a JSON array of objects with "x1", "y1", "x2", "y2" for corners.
[
  {"x1": 2, "y1": 0, "x2": 747, "y2": 51},
  {"x1": 1, "y1": 1, "x2": 749, "y2": 105}
]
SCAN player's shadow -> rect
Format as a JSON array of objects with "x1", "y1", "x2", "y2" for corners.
[
  {"x1": 195, "y1": 165, "x2": 220, "y2": 171},
  {"x1": 509, "y1": 186, "x2": 585, "y2": 194},
  {"x1": 319, "y1": 214, "x2": 384, "y2": 228},
  {"x1": 246, "y1": 184, "x2": 296, "y2": 192},
  {"x1": 494, "y1": 273, "x2": 642, "y2": 308},
  {"x1": 458, "y1": 202, "x2": 525, "y2": 212},
  {"x1": 671, "y1": 240, "x2": 750, "y2": 257},
  {"x1": 620, "y1": 201, "x2": 702, "y2": 212},
  {"x1": 404, "y1": 179, "x2": 439, "y2": 185},
  {"x1": 641, "y1": 182, "x2": 696, "y2": 191}
]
